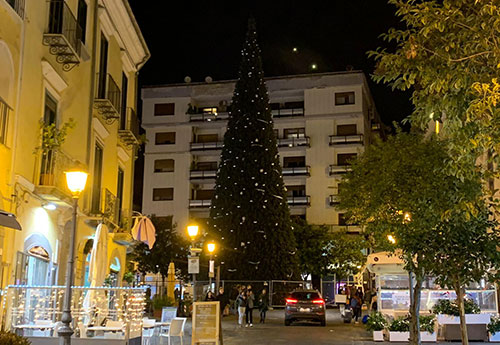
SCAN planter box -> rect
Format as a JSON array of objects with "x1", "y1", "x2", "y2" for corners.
[
  {"x1": 490, "y1": 332, "x2": 500, "y2": 342},
  {"x1": 437, "y1": 314, "x2": 491, "y2": 325},
  {"x1": 389, "y1": 331, "x2": 409, "y2": 342},
  {"x1": 373, "y1": 330, "x2": 384, "y2": 342},
  {"x1": 421, "y1": 331, "x2": 437, "y2": 342}
]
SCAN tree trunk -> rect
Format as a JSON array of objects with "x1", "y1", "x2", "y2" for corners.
[
  {"x1": 455, "y1": 284, "x2": 469, "y2": 345},
  {"x1": 409, "y1": 271, "x2": 422, "y2": 345}
]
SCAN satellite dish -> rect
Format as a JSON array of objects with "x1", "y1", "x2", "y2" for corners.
[
  {"x1": 205, "y1": 76, "x2": 213, "y2": 83},
  {"x1": 184, "y1": 76, "x2": 192, "y2": 83}
]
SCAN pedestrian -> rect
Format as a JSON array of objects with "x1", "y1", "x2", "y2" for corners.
[
  {"x1": 370, "y1": 288, "x2": 378, "y2": 312},
  {"x1": 205, "y1": 291, "x2": 216, "y2": 301},
  {"x1": 357, "y1": 287, "x2": 364, "y2": 305},
  {"x1": 258, "y1": 289, "x2": 269, "y2": 323},
  {"x1": 350, "y1": 292, "x2": 362, "y2": 324},
  {"x1": 216, "y1": 287, "x2": 229, "y2": 316},
  {"x1": 236, "y1": 289, "x2": 247, "y2": 327},
  {"x1": 245, "y1": 289, "x2": 255, "y2": 327}
]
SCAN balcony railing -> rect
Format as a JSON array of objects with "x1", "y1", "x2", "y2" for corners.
[
  {"x1": 94, "y1": 73, "x2": 121, "y2": 123},
  {"x1": 6, "y1": 0, "x2": 25, "y2": 18},
  {"x1": 190, "y1": 141, "x2": 224, "y2": 151},
  {"x1": 272, "y1": 108, "x2": 304, "y2": 118},
  {"x1": 0, "y1": 97, "x2": 11, "y2": 146},
  {"x1": 329, "y1": 195, "x2": 340, "y2": 206},
  {"x1": 118, "y1": 107, "x2": 140, "y2": 147},
  {"x1": 287, "y1": 195, "x2": 311, "y2": 206},
  {"x1": 190, "y1": 170, "x2": 217, "y2": 180},
  {"x1": 329, "y1": 164, "x2": 352, "y2": 176},
  {"x1": 189, "y1": 199, "x2": 212, "y2": 208},
  {"x1": 42, "y1": 0, "x2": 82, "y2": 71},
  {"x1": 101, "y1": 188, "x2": 119, "y2": 225},
  {"x1": 329, "y1": 134, "x2": 364, "y2": 146},
  {"x1": 277, "y1": 136, "x2": 310, "y2": 148},
  {"x1": 282, "y1": 166, "x2": 310, "y2": 176},
  {"x1": 189, "y1": 112, "x2": 230, "y2": 122}
]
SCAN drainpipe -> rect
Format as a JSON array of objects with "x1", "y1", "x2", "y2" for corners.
[{"x1": 86, "y1": 0, "x2": 99, "y2": 169}]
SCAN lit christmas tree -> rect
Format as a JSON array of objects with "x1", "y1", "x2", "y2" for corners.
[{"x1": 209, "y1": 18, "x2": 298, "y2": 280}]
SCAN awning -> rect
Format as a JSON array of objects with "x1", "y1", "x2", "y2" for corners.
[{"x1": 0, "y1": 210, "x2": 22, "y2": 230}]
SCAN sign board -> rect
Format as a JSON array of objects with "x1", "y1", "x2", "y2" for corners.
[
  {"x1": 161, "y1": 306, "x2": 177, "y2": 323},
  {"x1": 192, "y1": 301, "x2": 221, "y2": 345},
  {"x1": 335, "y1": 294, "x2": 347, "y2": 304},
  {"x1": 188, "y1": 256, "x2": 200, "y2": 274},
  {"x1": 209, "y1": 260, "x2": 215, "y2": 278}
]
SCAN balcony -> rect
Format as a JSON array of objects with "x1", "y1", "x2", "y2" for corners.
[
  {"x1": 100, "y1": 188, "x2": 120, "y2": 225},
  {"x1": 330, "y1": 225, "x2": 363, "y2": 233},
  {"x1": 35, "y1": 149, "x2": 82, "y2": 205},
  {"x1": 272, "y1": 108, "x2": 304, "y2": 118},
  {"x1": 190, "y1": 170, "x2": 217, "y2": 181},
  {"x1": 189, "y1": 112, "x2": 229, "y2": 122},
  {"x1": 277, "y1": 136, "x2": 310, "y2": 148},
  {"x1": 6, "y1": 0, "x2": 25, "y2": 18},
  {"x1": 287, "y1": 195, "x2": 311, "y2": 206},
  {"x1": 118, "y1": 108, "x2": 140, "y2": 147},
  {"x1": 42, "y1": 0, "x2": 83, "y2": 71},
  {"x1": 190, "y1": 141, "x2": 224, "y2": 151},
  {"x1": 189, "y1": 199, "x2": 212, "y2": 208},
  {"x1": 329, "y1": 134, "x2": 364, "y2": 146},
  {"x1": 329, "y1": 164, "x2": 352, "y2": 177},
  {"x1": 94, "y1": 73, "x2": 121, "y2": 123},
  {"x1": 329, "y1": 195, "x2": 340, "y2": 206},
  {"x1": 282, "y1": 166, "x2": 310, "y2": 177}
]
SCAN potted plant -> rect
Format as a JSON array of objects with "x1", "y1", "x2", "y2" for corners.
[
  {"x1": 419, "y1": 314, "x2": 437, "y2": 342},
  {"x1": 388, "y1": 316, "x2": 410, "y2": 342},
  {"x1": 488, "y1": 317, "x2": 500, "y2": 342},
  {"x1": 365, "y1": 312, "x2": 387, "y2": 341},
  {"x1": 122, "y1": 271, "x2": 135, "y2": 286},
  {"x1": 0, "y1": 331, "x2": 31, "y2": 345},
  {"x1": 152, "y1": 294, "x2": 175, "y2": 319}
]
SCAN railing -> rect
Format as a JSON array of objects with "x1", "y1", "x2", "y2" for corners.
[
  {"x1": 329, "y1": 164, "x2": 352, "y2": 176},
  {"x1": 189, "y1": 112, "x2": 229, "y2": 122},
  {"x1": 282, "y1": 166, "x2": 310, "y2": 176},
  {"x1": 101, "y1": 188, "x2": 119, "y2": 225},
  {"x1": 44, "y1": 0, "x2": 82, "y2": 56},
  {"x1": 329, "y1": 134, "x2": 364, "y2": 145},
  {"x1": 287, "y1": 195, "x2": 311, "y2": 206},
  {"x1": 271, "y1": 108, "x2": 304, "y2": 118},
  {"x1": 190, "y1": 170, "x2": 217, "y2": 180},
  {"x1": 6, "y1": 0, "x2": 25, "y2": 18},
  {"x1": 190, "y1": 141, "x2": 224, "y2": 151},
  {"x1": 95, "y1": 73, "x2": 121, "y2": 116},
  {"x1": 118, "y1": 108, "x2": 140, "y2": 146},
  {"x1": 329, "y1": 195, "x2": 339, "y2": 205},
  {"x1": 189, "y1": 199, "x2": 212, "y2": 208},
  {"x1": 277, "y1": 136, "x2": 310, "y2": 148},
  {"x1": 329, "y1": 225, "x2": 363, "y2": 233},
  {"x1": 38, "y1": 149, "x2": 78, "y2": 191},
  {"x1": 0, "y1": 97, "x2": 10, "y2": 145}
]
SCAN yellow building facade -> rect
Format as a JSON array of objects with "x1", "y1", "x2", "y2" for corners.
[{"x1": 0, "y1": 0, "x2": 149, "y2": 290}]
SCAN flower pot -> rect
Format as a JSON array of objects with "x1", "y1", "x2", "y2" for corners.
[
  {"x1": 489, "y1": 332, "x2": 500, "y2": 342},
  {"x1": 373, "y1": 330, "x2": 384, "y2": 342},
  {"x1": 437, "y1": 314, "x2": 491, "y2": 325},
  {"x1": 420, "y1": 331, "x2": 437, "y2": 342},
  {"x1": 389, "y1": 331, "x2": 409, "y2": 342}
]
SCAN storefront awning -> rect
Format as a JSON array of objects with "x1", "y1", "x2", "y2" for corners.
[{"x1": 0, "y1": 210, "x2": 22, "y2": 230}]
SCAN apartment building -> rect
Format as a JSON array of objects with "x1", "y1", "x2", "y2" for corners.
[
  {"x1": 0, "y1": 0, "x2": 149, "y2": 289},
  {"x1": 141, "y1": 72, "x2": 382, "y2": 233}
]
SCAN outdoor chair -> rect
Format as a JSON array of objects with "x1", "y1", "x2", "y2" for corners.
[
  {"x1": 32, "y1": 320, "x2": 54, "y2": 337},
  {"x1": 159, "y1": 317, "x2": 186, "y2": 345},
  {"x1": 77, "y1": 322, "x2": 87, "y2": 338},
  {"x1": 142, "y1": 318, "x2": 156, "y2": 345}
]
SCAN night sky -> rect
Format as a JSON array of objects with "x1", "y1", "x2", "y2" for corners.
[{"x1": 128, "y1": 0, "x2": 413, "y2": 210}]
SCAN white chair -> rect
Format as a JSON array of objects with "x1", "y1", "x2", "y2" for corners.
[
  {"x1": 159, "y1": 318, "x2": 186, "y2": 345},
  {"x1": 142, "y1": 318, "x2": 156, "y2": 345},
  {"x1": 77, "y1": 322, "x2": 87, "y2": 338},
  {"x1": 33, "y1": 320, "x2": 53, "y2": 337},
  {"x1": 105, "y1": 320, "x2": 125, "y2": 339}
]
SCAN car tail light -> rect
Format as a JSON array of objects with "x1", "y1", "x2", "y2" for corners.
[
  {"x1": 312, "y1": 299, "x2": 325, "y2": 304},
  {"x1": 286, "y1": 298, "x2": 298, "y2": 304}
]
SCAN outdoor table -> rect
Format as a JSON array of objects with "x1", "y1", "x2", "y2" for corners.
[
  {"x1": 86, "y1": 326, "x2": 124, "y2": 332},
  {"x1": 13, "y1": 323, "x2": 55, "y2": 336}
]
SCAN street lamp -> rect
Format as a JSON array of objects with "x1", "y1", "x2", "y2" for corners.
[
  {"x1": 59, "y1": 170, "x2": 88, "y2": 345},
  {"x1": 207, "y1": 242, "x2": 216, "y2": 291},
  {"x1": 187, "y1": 224, "x2": 200, "y2": 301}
]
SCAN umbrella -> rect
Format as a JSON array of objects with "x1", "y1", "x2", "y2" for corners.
[{"x1": 131, "y1": 216, "x2": 156, "y2": 249}]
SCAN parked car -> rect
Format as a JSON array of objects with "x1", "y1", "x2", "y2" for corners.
[{"x1": 284, "y1": 289, "x2": 326, "y2": 326}]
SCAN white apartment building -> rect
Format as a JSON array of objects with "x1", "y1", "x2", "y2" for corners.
[{"x1": 141, "y1": 71, "x2": 383, "y2": 233}]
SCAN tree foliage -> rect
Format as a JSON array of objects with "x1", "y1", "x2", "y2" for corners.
[{"x1": 369, "y1": 0, "x2": 500, "y2": 178}]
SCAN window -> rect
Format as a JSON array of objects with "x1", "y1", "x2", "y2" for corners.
[
  {"x1": 91, "y1": 144, "x2": 104, "y2": 212},
  {"x1": 155, "y1": 132, "x2": 176, "y2": 145},
  {"x1": 196, "y1": 134, "x2": 218, "y2": 143},
  {"x1": 116, "y1": 167, "x2": 124, "y2": 224},
  {"x1": 338, "y1": 213, "x2": 347, "y2": 226},
  {"x1": 284, "y1": 101, "x2": 304, "y2": 109},
  {"x1": 77, "y1": 0, "x2": 88, "y2": 44},
  {"x1": 0, "y1": 99, "x2": 9, "y2": 145},
  {"x1": 286, "y1": 185, "x2": 306, "y2": 198},
  {"x1": 153, "y1": 188, "x2": 174, "y2": 201},
  {"x1": 284, "y1": 128, "x2": 305, "y2": 138},
  {"x1": 274, "y1": 129, "x2": 279, "y2": 138},
  {"x1": 154, "y1": 159, "x2": 175, "y2": 173},
  {"x1": 44, "y1": 93, "x2": 57, "y2": 125},
  {"x1": 337, "y1": 124, "x2": 357, "y2": 136},
  {"x1": 195, "y1": 161, "x2": 217, "y2": 171},
  {"x1": 335, "y1": 92, "x2": 355, "y2": 105},
  {"x1": 154, "y1": 103, "x2": 175, "y2": 116},
  {"x1": 196, "y1": 189, "x2": 215, "y2": 200},
  {"x1": 120, "y1": 72, "x2": 128, "y2": 130},
  {"x1": 283, "y1": 156, "x2": 306, "y2": 168},
  {"x1": 202, "y1": 107, "x2": 217, "y2": 114},
  {"x1": 337, "y1": 153, "x2": 357, "y2": 165},
  {"x1": 97, "y1": 33, "x2": 108, "y2": 99}
]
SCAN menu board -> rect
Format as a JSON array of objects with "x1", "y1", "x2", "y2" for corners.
[{"x1": 191, "y1": 302, "x2": 221, "y2": 345}]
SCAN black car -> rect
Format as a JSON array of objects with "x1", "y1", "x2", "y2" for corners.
[{"x1": 284, "y1": 289, "x2": 326, "y2": 326}]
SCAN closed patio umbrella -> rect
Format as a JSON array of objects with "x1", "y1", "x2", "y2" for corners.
[{"x1": 131, "y1": 216, "x2": 156, "y2": 249}]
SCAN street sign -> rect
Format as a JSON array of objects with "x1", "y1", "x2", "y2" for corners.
[
  {"x1": 188, "y1": 255, "x2": 200, "y2": 274},
  {"x1": 209, "y1": 260, "x2": 215, "y2": 278}
]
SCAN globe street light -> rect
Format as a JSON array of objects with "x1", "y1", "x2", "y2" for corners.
[
  {"x1": 187, "y1": 224, "x2": 200, "y2": 301},
  {"x1": 59, "y1": 170, "x2": 88, "y2": 345},
  {"x1": 207, "y1": 242, "x2": 216, "y2": 291}
]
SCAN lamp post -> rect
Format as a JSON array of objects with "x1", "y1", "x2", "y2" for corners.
[
  {"x1": 207, "y1": 242, "x2": 215, "y2": 292},
  {"x1": 58, "y1": 170, "x2": 88, "y2": 345},
  {"x1": 187, "y1": 224, "x2": 199, "y2": 301}
]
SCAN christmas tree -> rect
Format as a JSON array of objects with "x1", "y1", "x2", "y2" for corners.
[{"x1": 209, "y1": 18, "x2": 298, "y2": 280}]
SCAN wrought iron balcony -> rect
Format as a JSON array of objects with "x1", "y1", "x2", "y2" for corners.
[
  {"x1": 277, "y1": 136, "x2": 310, "y2": 148},
  {"x1": 35, "y1": 149, "x2": 81, "y2": 205},
  {"x1": 6, "y1": 0, "x2": 25, "y2": 18},
  {"x1": 189, "y1": 112, "x2": 229, "y2": 122},
  {"x1": 100, "y1": 188, "x2": 119, "y2": 225},
  {"x1": 118, "y1": 108, "x2": 140, "y2": 147},
  {"x1": 329, "y1": 134, "x2": 364, "y2": 146},
  {"x1": 94, "y1": 73, "x2": 121, "y2": 123},
  {"x1": 189, "y1": 199, "x2": 212, "y2": 208},
  {"x1": 329, "y1": 195, "x2": 340, "y2": 206},
  {"x1": 190, "y1": 141, "x2": 224, "y2": 151},
  {"x1": 329, "y1": 164, "x2": 352, "y2": 176},
  {"x1": 282, "y1": 166, "x2": 310, "y2": 176},
  {"x1": 190, "y1": 170, "x2": 217, "y2": 180},
  {"x1": 43, "y1": 0, "x2": 83, "y2": 71},
  {"x1": 287, "y1": 195, "x2": 311, "y2": 206},
  {"x1": 272, "y1": 108, "x2": 304, "y2": 118}
]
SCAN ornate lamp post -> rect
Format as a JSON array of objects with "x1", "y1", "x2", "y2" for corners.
[
  {"x1": 187, "y1": 224, "x2": 200, "y2": 301},
  {"x1": 58, "y1": 170, "x2": 88, "y2": 345},
  {"x1": 207, "y1": 242, "x2": 216, "y2": 292}
]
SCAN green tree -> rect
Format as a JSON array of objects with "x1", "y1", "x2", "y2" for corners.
[
  {"x1": 338, "y1": 132, "x2": 483, "y2": 345},
  {"x1": 209, "y1": 19, "x2": 298, "y2": 280},
  {"x1": 369, "y1": 0, "x2": 500, "y2": 178}
]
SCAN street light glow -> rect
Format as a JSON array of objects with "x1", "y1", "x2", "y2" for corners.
[
  {"x1": 65, "y1": 171, "x2": 88, "y2": 195},
  {"x1": 187, "y1": 224, "x2": 199, "y2": 240},
  {"x1": 207, "y1": 242, "x2": 216, "y2": 254}
]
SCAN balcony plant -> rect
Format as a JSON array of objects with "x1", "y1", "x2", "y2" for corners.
[
  {"x1": 365, "y1": 312, "x2": 387, "y2": 341},
  {"x1": 488, "y1": 317, "x2": 500, "y2": 342},
  {"x1": 0, "y1": 331, "x2": 31, "y2": 345}
]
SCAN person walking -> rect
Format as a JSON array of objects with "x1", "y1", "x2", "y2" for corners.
[
  {"x1": 245, "y1": 289, "x2": 255, "y2": 327},
  {"x1": 236, "y1": 290, "x2": 247, "y2": 327},
  {"x1": 350, "y1": 292, "x2": 362, "y2": 324},
  {"x1": 258, "y1": 289, "x2": 269, "y2": 323}
]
